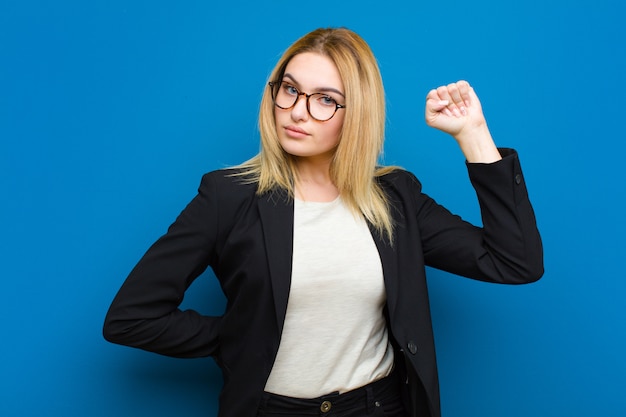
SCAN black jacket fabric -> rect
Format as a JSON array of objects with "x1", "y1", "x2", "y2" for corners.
[{"x1": 103, "y1": 148, "x2": 543, "y2": 417}]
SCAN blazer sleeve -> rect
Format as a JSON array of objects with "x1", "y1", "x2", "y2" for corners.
[
  {"x1": 103, "y1": 173, "x2": 223, "y2": 358},
  {"x1": 414, "y1": 148, "x2": 544, "y2": 284}
]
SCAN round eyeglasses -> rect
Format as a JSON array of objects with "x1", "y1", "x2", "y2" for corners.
[{"x1": 269, "y1": 81, "x2": 346, "y2": 122}]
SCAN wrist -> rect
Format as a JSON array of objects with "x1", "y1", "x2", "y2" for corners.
[{"x1": 455, "y1": 124, "x2": 502, "y2": 163}]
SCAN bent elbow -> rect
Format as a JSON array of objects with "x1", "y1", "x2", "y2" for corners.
[
  {"x1": 524, "y1": 265, "x2": 544, "y2": 284},
  {"x1": 102, "y1": 316, "x2": 125, "y2": 345},
  {"x1": 518, "y1": 251, "x2": 544, "y2": 284},
  {"x1": 102, "y1": 310, "x2": 141, "y2": 346},
  {"x1": 494, "y1": 251, "x2": 544, "y2": 285}
]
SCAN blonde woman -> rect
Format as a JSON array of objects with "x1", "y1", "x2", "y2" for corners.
[{"x1": 104, "y1": 27, "x2": 543, "y2": 417}]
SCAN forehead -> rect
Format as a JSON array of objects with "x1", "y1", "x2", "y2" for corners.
[{"x1": 283, "y1": 52, "x2": 344, "y2": 91}]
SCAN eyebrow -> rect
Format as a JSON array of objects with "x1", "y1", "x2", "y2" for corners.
[{"x1": 282, "y1": 73, "x2": 345, "y2": 98}]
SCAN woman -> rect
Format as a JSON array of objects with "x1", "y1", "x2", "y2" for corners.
[{"x1": 103, "y1": 27, "x2": 543, "y2": 417}]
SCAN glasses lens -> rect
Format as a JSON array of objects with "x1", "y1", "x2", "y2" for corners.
[
  {"x1": 308, "y1": 93, "x2": 337, "y2": 121},
  {"x1": 273, "y1": 82, "x2": 298, "y2": 109}
]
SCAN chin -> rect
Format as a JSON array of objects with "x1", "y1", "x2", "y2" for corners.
[{"x1": 279, "y1": 140, "x2": 308, "y2": 157}]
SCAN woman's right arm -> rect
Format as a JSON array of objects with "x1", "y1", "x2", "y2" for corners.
[{"x1": 103, "y1": 173, "x2": 222, "y2": 358}]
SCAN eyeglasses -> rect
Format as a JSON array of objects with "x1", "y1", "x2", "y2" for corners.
[{"x1": 268, "y1": 81, "x2": 346, "y2": 122}]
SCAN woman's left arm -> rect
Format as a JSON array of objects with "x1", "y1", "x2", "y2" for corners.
[{"x1": 416, "y1": 81, "x2": 543, "y2": 283}]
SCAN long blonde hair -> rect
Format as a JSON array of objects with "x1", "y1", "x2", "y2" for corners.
[{"x1": 237, "y1": 27, "x2": 397, "y2": 242}]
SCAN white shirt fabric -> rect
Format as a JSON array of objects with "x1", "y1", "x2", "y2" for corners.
[{"x1": 264, "y1": 197, "x2": 394, "y2": 398}]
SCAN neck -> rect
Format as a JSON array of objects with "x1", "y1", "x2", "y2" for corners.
[{"x1": 293, "y1": 157, "x2": 339, "y2": 202}]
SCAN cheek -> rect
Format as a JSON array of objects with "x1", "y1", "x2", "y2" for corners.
[
  {"x1": 274, "y1": 108, "x2": 290, "y2": 127},
  {"x1": 327, "y1": 115, "x2": 345, "y2": 143}
]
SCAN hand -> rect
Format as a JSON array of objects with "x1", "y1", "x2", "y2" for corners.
[
  {"x1": 425, "y1": 80, "x2": 485, "y2": 137},
  {"x1": 425, "y1": 80, "x2": 501, "y2": 163}
]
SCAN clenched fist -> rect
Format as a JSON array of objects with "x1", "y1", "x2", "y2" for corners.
[{"x1": 425, "y1": 80, "x2": 501, "y2": 163}]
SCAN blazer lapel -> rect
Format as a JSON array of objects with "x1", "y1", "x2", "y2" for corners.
[
  {"x1": 370, "y1": 225, "x2": 400, "y2": 320},
  {"x1": 257, "y1": 188, "x2": 294, "y2": 336}
]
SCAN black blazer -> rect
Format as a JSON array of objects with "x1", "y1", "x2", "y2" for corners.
[{"x1": 103, "y1": 148, "x2": 543, "y2": 417}]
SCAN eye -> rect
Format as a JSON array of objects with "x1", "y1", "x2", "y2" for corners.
[
  {"x1": 316, "y1": 95, "x2": 337, "y2": 107},
  {"x1": 282, "y1": 83, "x2": 299, "y2": 96}
]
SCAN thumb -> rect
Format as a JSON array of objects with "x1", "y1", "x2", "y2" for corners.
[{"x1": 426, "y1": 98, "x2": 450, "y2": 116}]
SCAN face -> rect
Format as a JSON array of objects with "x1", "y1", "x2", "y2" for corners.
[{"x1": 274, "y1": 52, "x2": 346, "y2": 164}]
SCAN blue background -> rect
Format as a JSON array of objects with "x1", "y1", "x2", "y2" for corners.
[{"x1": 2, "y1": 1, "x2": 625, "y2": 416}]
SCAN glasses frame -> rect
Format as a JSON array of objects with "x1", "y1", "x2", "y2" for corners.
[{"x1": 268, "y1": 81, "x2": 346, "y2": 122}]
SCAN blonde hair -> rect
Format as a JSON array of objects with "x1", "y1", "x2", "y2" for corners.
[{"x1": 237, "y1": 27, "x2": 397, "y2": 242}]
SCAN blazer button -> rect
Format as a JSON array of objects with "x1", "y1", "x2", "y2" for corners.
[
  {"x1": 320, "y1": 400, "x2": 332, "y2": 413},
  {"x1": 407, "y1": 341, "x2": 418, "y2": 355},
  {"x1": 515, "y1": 173, "x2": 522, "y2": 185}
]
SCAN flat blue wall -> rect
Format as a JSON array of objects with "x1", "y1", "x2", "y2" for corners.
[{"x1": 2, "y1": 1, "x2": 625, "y2": 416}]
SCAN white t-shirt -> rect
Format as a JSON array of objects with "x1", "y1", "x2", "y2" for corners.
[{"x1": 264, "y1": 197, "x2": 394, "y2": 398}]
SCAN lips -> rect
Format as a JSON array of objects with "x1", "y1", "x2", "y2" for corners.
[{"x1": 284, "y1": 125, "x2": 309, "y2": 137}]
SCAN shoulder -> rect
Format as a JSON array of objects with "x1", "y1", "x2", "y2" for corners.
[
  {"x1": 376, "y1": 168, "x2": 422, "y2": 193},
  {"x1": 189, "y1": 169, "x2": 264, "y2": 235},
  {"x1": 200, "y1": 168, "x2": 258, "y2": 195},
  {"x1": 190, "y1": 169, "x2": 261, "y2": 220},
  {"x1": 199, "y1": 167, "x2": 295, "y2": 209}
]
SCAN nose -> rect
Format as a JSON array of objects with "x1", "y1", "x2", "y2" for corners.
[{"x1": 290, "y1": 93, "x2": 309, "y2": 121}]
